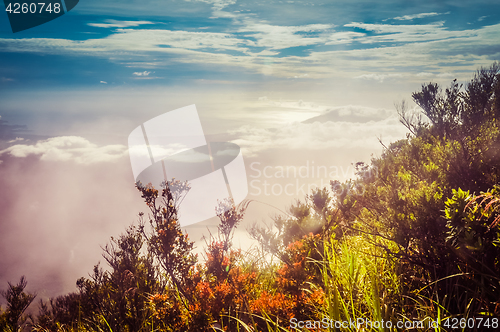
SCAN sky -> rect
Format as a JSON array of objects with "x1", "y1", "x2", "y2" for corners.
[{"x1": 0, "y1": 0, "x2": 499, "y2": 301}]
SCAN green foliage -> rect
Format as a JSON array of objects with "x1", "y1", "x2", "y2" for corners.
[
  {"x1": 444, "y1": 187, "x2": 500, "y2": 312},
  {"x1": 78, "y1": 225, "x2": 160, "y2": 331},
  {"x1": 7, "y1": 62, "x2": 500, "y2": 331},
  {"x1": 0, "y1": 276, "x2": 36, "y2": 332},
  {"x1": 249, "y1": 62, "x2": 500, "y2": 325},
  {"x1": 28, "y1": 224, "x2": 161, "y2": 331}
]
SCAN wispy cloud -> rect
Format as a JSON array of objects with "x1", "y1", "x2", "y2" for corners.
[
  {"x1": 354, "y1": 73, "x2": 403, "y2": 82},
  {"x1": 1, "y1": 17, "x2": 499, "y2": 81},
  {"x1": 8, "y1": 137, "x2": 24, "y2": 143},
  {"x1": 324, "y1": 31, "x2": 366, "y2": 45},
  {"x1": 0, "y1": 136, "x2": 128, "y2": 164},
  {"x1": 0, "y1": 29, "x2": 250, "y2": 55},
  {"x1": 87, "y1": 20, "x2": 155, "y2": 28},
  {"x1": 391, "y1": 12, "x2": 448, "y2": 21},
  {"x1": 192, "y1": 0, "x2": 236, "y2": 10},
  {"x1": 238, "y1": 22, "x2": 335, "y2": 49},
  {"x1": 193, "y1": 0, "x2": 238, "y2": 18},
  {"x1": 133, "y1": 71, "x2": 151, "y2": 76},
  {"x1": 344, "y1": 21, "x2": 469, "y2": 44}
]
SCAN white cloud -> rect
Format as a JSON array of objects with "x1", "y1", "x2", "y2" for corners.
[
  {"x1": 267, "y1": 99, "x2": 329, "y2": 111},
  {"x1": 88, "y1": 20, "x2": 155, "y2": 28},
  {"x1": 343, "y1": 21, "x2": 471, "y2": 44},
  {"x1": 8, "y1": 137, "x2": 24, "y2": 143},
  {"x1": 355, "y1": 73, "x2": 403, "y2": 82},
  {"x1": 0, "y1": 29, "x2": 251, "y2": 57},
  {"x1": 100, "y1": 81, "x2": 107, "y2": 84},
  {"x1": 416, "y1": 72, "x2": 434, "y2": 77},
  {"x1": 133, "y1": 71, "x2": 151, "y2": 76},
  {"x1": 0, "y1": 19, "x2": 499, "y2": 81},
  {"x1": 254, "y1": 49, "x2": 280, "y2": 56},
  {"x1": 249, "y1": 100, "x2": 398, "y2": 127},
  {"x1": 0, "y1": 136, "x2": 128, "y2": 164},
  {"x1": 193, "y1": 0, "x2": 236, "y2": 10},
  {"x1": 324, "y1": 31, "x2": 365, "y2": 45},
  {"x1": 182, "y1": 0, "x2": 238, "y2": 18},
  {"x1": 147, "y1": 143, "x2": 191, "y2": 160},
  {"x1": 302, "y1": 22, "x2": 500, "y2": 79},
  {"x1": 133, "y1": 76, "x2": 163, "y2": 80},
  {"x1": 437, "y1": 72, "x2": 454, "y2": 78},
  {"x1": 230, "y1": 114, "x2": 408, "y2": 157},
  {"x1": 238, "y1": 22, "x2": 335, "y2": 49},
  {"x1": 249, "y1": 99, "x2": 330, "y2": 124},
  {"x1": 168, "y1": 150, "x2": 210, "y2": 163},
  {"x1": 112, "y1": 29, "x2": 250, "y2": 52},
  {"x1": 414, "y1": 72, "x2": 456, "y2": 80},
  {"x1": 392, "y1": 12, "x2": 444, "y2": 21}
]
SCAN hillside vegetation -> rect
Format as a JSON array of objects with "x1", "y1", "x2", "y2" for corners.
[{"x1": 2, "y1": 62, "x2": 500, "y2": 331}]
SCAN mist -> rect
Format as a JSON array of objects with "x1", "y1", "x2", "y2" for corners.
[{"x1": 0, "y1": 153, "x2": 144, "y2": 302}]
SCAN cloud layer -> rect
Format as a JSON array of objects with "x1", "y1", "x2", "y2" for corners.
[
  {"x1": 229, "y1": 104, "x2": 409, "y2": 156},
  {"x1": 0, "y1": 136, "x2": 128, "y2": 164},
  {"x1": 1, "y1": 8, "x2": 498, "y2": 81}
]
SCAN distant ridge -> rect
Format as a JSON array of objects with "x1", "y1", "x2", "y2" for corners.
[{"x1": 302, "y1": 105, "x2": 393, "y2": 124}]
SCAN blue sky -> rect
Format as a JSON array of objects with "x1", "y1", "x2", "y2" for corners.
[
  {"x1": 1, "y1": 0, "x2": 499, "y2": 91},
  {"x1": 0, "y1": 0, "x2": 499, "y2": 299}
]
